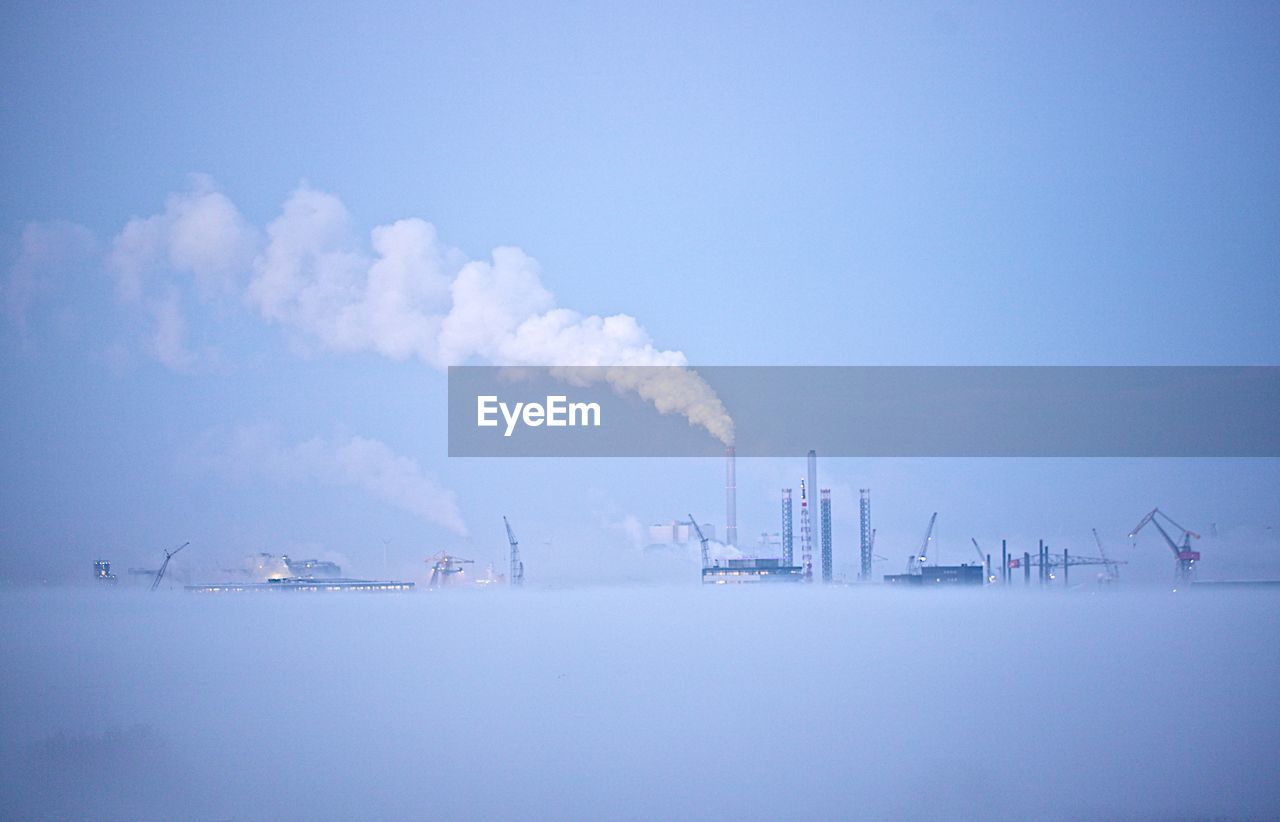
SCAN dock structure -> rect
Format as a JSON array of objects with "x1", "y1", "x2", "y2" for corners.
[{"x1": 186, "y1": 578, "x2": 414, "y2": 593}]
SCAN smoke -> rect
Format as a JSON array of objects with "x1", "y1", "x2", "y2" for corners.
[
  {"x1": 203, "y1": 424, "x2": 468, "y2": 536},
  {"x1": 104, "y1": 178, "x2": 734, "y2": 443},
  {"x1": 109, "y1": 173, "x2": 257, "y2": 303},
  {"x1": 5, "y1": 220, "x2": 96, "y2": 340},
  {"x1": 145, "y1": 286, "x2": 205, "y2": 372},
  {"x1": 549, "y1": 365, "x2": 733, "y2": 445},
  {"x1": 99, "y1": 174, "x2": 258, "y2": 371},
  {"x1": 706, "y1": 539, "x2": 743, "y2": 561}
]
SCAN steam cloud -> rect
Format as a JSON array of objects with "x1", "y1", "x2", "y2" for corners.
[
  {"x1": 105, "y1": 177, "x2": 734, "y2": 444},
  {"x1": 6, "y1": 220, "x2": 96, "y2": 340},
  {"x1": 204, "y1": 424, "x2": 468, "y2": 536}
]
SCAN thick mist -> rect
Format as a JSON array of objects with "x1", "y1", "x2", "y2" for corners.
[{"x1": 2, "y1": 586, "x2": 1277, "y2": 821}]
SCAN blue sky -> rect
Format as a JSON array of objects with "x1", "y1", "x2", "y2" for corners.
[{"x1": 2, "y1": 1, "x2": 1277, "y2": 584}]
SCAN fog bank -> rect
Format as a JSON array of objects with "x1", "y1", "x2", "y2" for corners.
[{"x1": 2, "y1": 587, "x2": 1277, "y2": 821}]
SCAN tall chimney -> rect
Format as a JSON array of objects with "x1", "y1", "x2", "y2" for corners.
[
  {"x1": 806, "y1": 450, "x2": 818, "y2": 532},
  {"x1": 725, "y1": 445, "x2": 737, "y2": 547}
]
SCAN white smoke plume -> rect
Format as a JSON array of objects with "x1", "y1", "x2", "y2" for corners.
[
  {"x1": 5, "y1": 220, "x2": 96, "y2": 340},
  {"x1": 107, "y1": 178, "x2": 734, "y2": 443},
  {"x1": 101, "y1": 174, "x2": 259, "y2": 371},
  {"x1": 109, "y1": 173, "x2": 257, "y2": 303},
  {"x1": 146, "y1": 286, "x2": 200, "y2": 372},
  {"x1": 706, "y1": 540, "x2": 744, "y2": 562},
  {"x1": 205, "y1": 424, "x2": 468, "y2": 536}
]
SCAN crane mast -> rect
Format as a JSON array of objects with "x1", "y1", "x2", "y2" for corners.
[{"x1": 503, "y1": 516, "x2": 523, "y2": 587}]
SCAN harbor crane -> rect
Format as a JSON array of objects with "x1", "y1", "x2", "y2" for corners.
[
  {"x1": 907, "y1": 512, "x2": 938, "y2": 575},
  {"x1": 869, "y1": 529, "x2": 888, "y2": 563},
  {"x1": 426, "y1": 552, "x2": 474, "y2": 589},
  {"x1": 971, "y1": 538, "x2": 997, "y2": 584},
  {"x1": 503, "y1": 516, "x2": 524, "y2": 587},
  {"x1": 1129, "y1": 507, "x2": 1201, "y2": 587},
  {"x1": 689, "y1": 514, "x2": 710, "y2": 570},
  {"x1": 1093, "y1": 528, "x2": 1120, "y2": 582},
  {"x1": 150, "y1": 542, "x2": 189, "y2": 591}
]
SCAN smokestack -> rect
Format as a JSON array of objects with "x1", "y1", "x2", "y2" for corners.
[
  {"x1": 725, "y1": 445, "x2": 737, "y2": 548},
  {"x1": 807, "y1": 450, "x2": 818, "y2": 525}
]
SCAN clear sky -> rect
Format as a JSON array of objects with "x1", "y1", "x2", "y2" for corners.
[{"x1": 2, "y1": 1, "x2": 1277, "y2": 584}]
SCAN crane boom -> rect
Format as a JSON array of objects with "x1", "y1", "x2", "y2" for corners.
[
  {"x1": 149, "y1": 541, "x2": 189, "y2": 591},
  {"x1": 1130, "y1": 509, "x2": 1177, "y2": 557},
  {"x1": 1093, "y1": 527, "x2": 1119, "y2": 581},
  {"x1": 869, "y1": 529, "x2": 889, "y2": 561},
  {"x1": 1129, "y1": 507, "x2": 1201, "y2": 586},
  {"x1": 907, "y1": 513, "x2": 938, "y2": 574},
  {"x1": 1027, "y1": 553, "x2": 1126, "y2": 568},
  {"x1": 971, "y1": 537, "x2": 996, "y2": 583},
  {"x1": 503, "y1": 516, "x2": 523, "y2": 587},
  {"x1": 1130, "y1": 507, "x2": 1200, "y2": 557},
  {"x1": 689, "y1": 515, "x2": 710, "y2": 570}
]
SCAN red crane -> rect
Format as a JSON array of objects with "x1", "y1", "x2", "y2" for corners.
[{"x1": 1129, "y1": 508, "x2": 1201, "y2": 588}]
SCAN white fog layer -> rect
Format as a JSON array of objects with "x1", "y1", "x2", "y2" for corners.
[{"x1": 2, "y1": 587, "x2": 1276, "y2": 821}]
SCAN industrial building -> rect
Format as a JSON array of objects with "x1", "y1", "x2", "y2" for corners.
[
  {"x1": 648, "y1": 519, "x2": 716, "y2": 547},
  {"x1": 702, "y1": 558, "x2": 803, "y2": 583},
  {"x1": 283, "y1": 556, "x2": 342, "y2": 578},
  {"x1": 700, "y1": 448, "x2": 1206, "y2": 592},
  {"x1": 93, "y1": 560, "x2": 117, "y2": 584},
  {"x1": 884, "y1": 564, "x2": 984, "y2": 586},
  {"x1": 753, "y1": 531, "x2": 782, "y2": 557}
]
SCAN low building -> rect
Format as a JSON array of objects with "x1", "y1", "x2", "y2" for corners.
[
  {"x1": 648, "y1": 520, "x2": 716, "y2": 547},
  {"x1": 884, "y1": 564, "x2": 984, "y2": 586},
  {"x1": 283, "y1": 556, "x2": 342, "y2": 578},
  {"x1": 94, "y1": 560, "x2": 117, "y2": 584},
  {"x1": 883, "y1": 573, "x2": 922, "y2": 586},
  {"x1": 702, "y1": 558, "x2": 803, "y2": 584}
]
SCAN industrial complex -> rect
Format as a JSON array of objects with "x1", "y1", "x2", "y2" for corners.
[
  {"x1": 94, "y1": 448, "x2": 1222, "y2": 593},
  {"x1": 697, "y1": 446, "x2": 1202, "y2": 591}
]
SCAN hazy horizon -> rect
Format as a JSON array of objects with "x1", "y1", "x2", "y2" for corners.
[{"x1": 2, "y1": 2, "x2": 1277, "y2": 819}]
